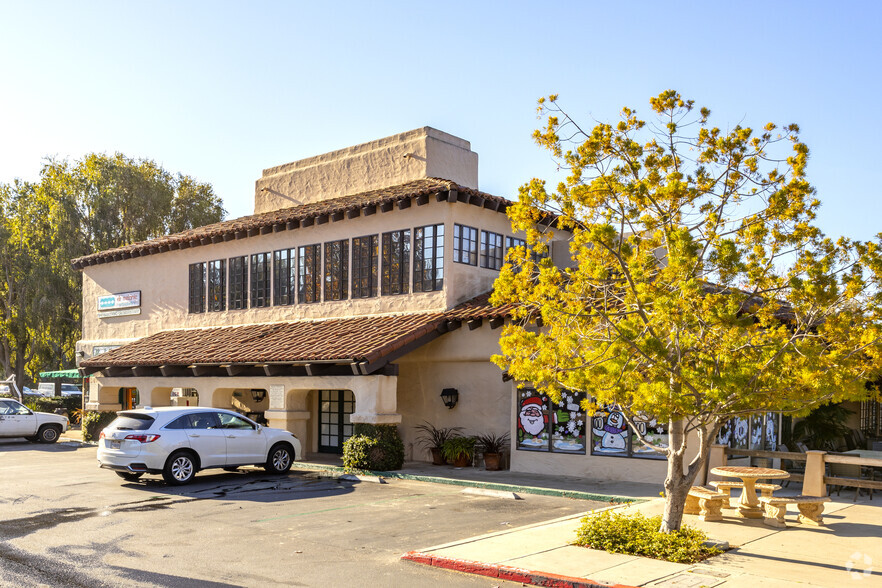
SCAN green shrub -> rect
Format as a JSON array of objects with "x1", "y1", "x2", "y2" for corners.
[
  {"x1": 575, "y1": 510, "x2": 721, "y2": 564},
  {"x1": 441, "y1": 436, "x2": 476, "y2": 462},
  {"x1": 342, "y1": 424, "x2": 404, "y2": 472},
  {"x1": 82, "y1": 411, "x2": 117, "y2": 442},
  {"x1": 26, "y1": 396, "x2": 82, "y2": 414}
]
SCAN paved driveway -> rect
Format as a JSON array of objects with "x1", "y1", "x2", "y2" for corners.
[{"x1": 0, "y1": 440, "x2": 601, "y2": 587}]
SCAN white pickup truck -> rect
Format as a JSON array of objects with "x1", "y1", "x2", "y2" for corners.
[{"x1": 0, "y1": 398, "x2": 69, "y2": 443}]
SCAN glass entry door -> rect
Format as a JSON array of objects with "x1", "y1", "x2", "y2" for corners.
[{"x1": 319, "y1": 390, "x2": 354, "y2": 453}]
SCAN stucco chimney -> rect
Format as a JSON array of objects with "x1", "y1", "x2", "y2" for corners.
[{"x1": 253, "y1": 127, "x2": 479, "y2": 214}]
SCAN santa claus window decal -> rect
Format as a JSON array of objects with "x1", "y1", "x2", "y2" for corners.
[{"x1": 516, "y1": 389, "x2": 586, "y2": 454}]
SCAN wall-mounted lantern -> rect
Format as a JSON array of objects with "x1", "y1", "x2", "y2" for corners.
[
  {"x1": 440, "y1": 388, "x2": 459, "y2": 409},
  {"x1": 251, "y1": 389, "x2": 267, "y2": 403}
]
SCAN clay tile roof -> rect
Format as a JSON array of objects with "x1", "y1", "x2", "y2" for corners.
[
  {"x1": 81, "y1": 291, "x2": 511, "y2": 370},
  {"x1": 71, "y1": 178, "x2": 512, "y2": 270}
]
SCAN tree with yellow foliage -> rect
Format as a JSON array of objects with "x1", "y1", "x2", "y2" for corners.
[{"x1": 492, "y1": 91, "x2": 882, "y2": 532}]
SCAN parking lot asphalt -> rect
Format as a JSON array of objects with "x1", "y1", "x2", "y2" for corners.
[{"x1": 0, "y1": 439, "x2": 604, "y2": 587}]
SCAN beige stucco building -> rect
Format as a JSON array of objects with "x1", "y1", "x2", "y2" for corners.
[{"x1": 75, "y1": 127, "x2": 686, "y2": 481}]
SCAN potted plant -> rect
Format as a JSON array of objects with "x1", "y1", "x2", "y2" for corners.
[
  {"x1": 414, "y1": 422, "x2": 464, "y2": 465},
  {"x1": 441, "y1": 436, "x2": 476, "y2": 468},
  {"x1": 475, "y1": 432, "x2": 510, "y2": 471}
]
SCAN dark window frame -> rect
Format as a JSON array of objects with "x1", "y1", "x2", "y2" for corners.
[
  {"x1": 413, "y1": 223, "x2": 444, "y2": 292},
  {"x1": 381, "y1": 229, "x2": 410, "y2": 296},
  {"x1": 324, "y1": 239, "x2": 349, "y2": 302},
  {"x1": 207, "y1": 259, "x2": 226, "y2": 312},
  {"x1": 351, "y1": 234, "x2": 379, "y2": 298},
  {"x1": 453, "y1": 224, "x2": 478, "y2": 265},
  {"x1": 250, "y1": 252, "x2": 271, "y2": 308},
  {"x1": 273, "y1": 248, "x2": 297, "y2": 306},
  {"x1": 480, "y1": 230, "x2": 504, "y2": 270},
  {"x1": 298, "y1": 244, "x2": 321, "y2": 303},
  {"x1": 188, "y1": 262, "x2": 206, "y2": 314},
  {"x1": 228, "y1": 255, "x2": 247, "y2": 310}
]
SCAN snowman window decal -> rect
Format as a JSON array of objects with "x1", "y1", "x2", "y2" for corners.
[
  {"x1": 590, "y1": 406, "x2": 669, "y2": 459},
  {"x1": 591, "y1": 409, "x2": 629, "y2": 454}
]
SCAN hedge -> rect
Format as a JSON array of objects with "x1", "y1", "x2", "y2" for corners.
[
  {"x1": 24, "y1": 396, "x2": 82, "y2": 415},
  {"x1": 82, "y1": 411, "x2": 118, "y2": 442},
  {"x1": 342, "y1": 423, "x2": 405, "y2": 472}
]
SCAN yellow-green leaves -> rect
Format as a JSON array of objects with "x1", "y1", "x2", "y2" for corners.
[{"x1": 493, "y1": 90, "x2": 881, "y2": 431}]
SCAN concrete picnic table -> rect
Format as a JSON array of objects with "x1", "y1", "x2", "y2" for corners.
[{"x1": 711, "y1": 466, "x2": 790, "y2": 519}]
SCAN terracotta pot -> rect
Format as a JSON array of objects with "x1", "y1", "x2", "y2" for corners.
[
  {"x1": 483, "y1": 452, "x2": 502, "y2": 471},
  {"x1": 452, "y1": 454, "x2": 471, "y2": 468},
  {"x1": 430, "y1": 447, "x2": 446, "y2": 465}
]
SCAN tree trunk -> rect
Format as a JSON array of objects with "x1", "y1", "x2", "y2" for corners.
[
  {"x1": 661, "y1": 418, "x2": 689, "y2": 532},
  {"x1": 659, "y1": 418, "x2": 719, "y2": 533}
]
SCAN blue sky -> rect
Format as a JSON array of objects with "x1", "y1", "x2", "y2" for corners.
[{"x1": 1, "y1": 1, "x2": 879, "y2": 241}]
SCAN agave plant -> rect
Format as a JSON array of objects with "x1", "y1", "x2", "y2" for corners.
[{"x1": 475, "y1": 432, "x2": 511, "y2": 454}]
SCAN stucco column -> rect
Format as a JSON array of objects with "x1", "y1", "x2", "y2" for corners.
[
  {"x1": 265, "y1": 410, "x2": 311, "y2": 451},
  {"x1": 802, "y1": 450, "x2": 828, "y2": 497},
  {"x1": 349, "y1": 375, "x2": 401, "y2": 425},
  {"x1": 265, "y1": 384, "x2": 311, "y2": 448}
]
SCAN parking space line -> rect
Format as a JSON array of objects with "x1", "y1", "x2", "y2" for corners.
[{"x1": 256, "y1": 491, "x2": 449, "y2": 522}]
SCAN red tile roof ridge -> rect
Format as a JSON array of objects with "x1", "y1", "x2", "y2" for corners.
[{"x1": 71, "y1": 178, "x2": 513, "y2": 269}]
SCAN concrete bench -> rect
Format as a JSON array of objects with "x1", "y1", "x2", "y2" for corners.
[
  {"x1": 684, "y1": 486, "x2": 726, "y2": 521},
  {"x1": 710, "y1": 480, "x2": 782, "y2": 503},
  {"x1": 758, "y1": 495, "x2": 832, "y2": 528}
]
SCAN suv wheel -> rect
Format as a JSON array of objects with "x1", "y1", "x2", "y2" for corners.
[
  {"x1": 265, "y1": 443, "x2": 293, "y2": 474},
  {"x1": 162, "y1": 451, "x2": 197, "y2": 485},
  {"x1": 37, "y1": 425, "x2": 61, "y2": 444}
]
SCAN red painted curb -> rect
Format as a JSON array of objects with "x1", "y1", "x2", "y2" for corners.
[{"x1": 401, "y1": 551, "x2": 638, "y2": 588}]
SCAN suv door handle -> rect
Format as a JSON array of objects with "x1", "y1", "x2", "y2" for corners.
[{"x1": 189, "y1": 434, "x2": 201, "y2": 438}]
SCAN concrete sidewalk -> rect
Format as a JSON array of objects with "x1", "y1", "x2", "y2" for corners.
[{"x1": 404, "y1": 495, "x2": 881, "y2": 587}]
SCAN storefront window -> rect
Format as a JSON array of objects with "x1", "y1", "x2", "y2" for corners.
[
  {"x1": 590, "y1": 407, "x2": 668, "y2": 459},
  {"x1": 717, "y1": 413, "x2": 778, "y2": 452},
  {"x1": 516, "y1": 389, "x2": 586, "y2": 454}
]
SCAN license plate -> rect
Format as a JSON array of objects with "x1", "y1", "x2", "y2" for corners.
[{"x1": 110, "y1": 441, "x2": 121, "y2": 449}]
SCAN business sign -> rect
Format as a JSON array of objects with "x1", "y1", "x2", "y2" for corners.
[
  {"x1": 97, "y1": 291, "x2": 141, "y2": 311},
  {"x1": 92, "y1": 345, "x2": 122, "y2": 356},
  {"x1": 97, "y1": 308, "x2": 140, "y2": 318}
]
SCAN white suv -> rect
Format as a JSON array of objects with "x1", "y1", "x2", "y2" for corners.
[
  {"x1": 97, "y1": 407, "x2": 302, "y2": 485},
  {"x1": 0, "y1": 398, "x2": 69, "y2": 442}
]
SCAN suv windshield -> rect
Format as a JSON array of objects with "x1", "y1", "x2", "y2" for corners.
[{"x1": 109, "y1": 413, "x2": 155, "y2": 431}]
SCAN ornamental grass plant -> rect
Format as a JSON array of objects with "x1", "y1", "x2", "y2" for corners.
[{"x1": 575, "y1": 510, "x2": 721, "y2": 564}]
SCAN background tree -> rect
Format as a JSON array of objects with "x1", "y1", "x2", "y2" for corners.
[
  {"x1": 492, "y1": 91, "x2": 882, "y2": 532},
  {"x1": 0, "y1": 153, "x2": 225, "y2": 385},
  {"x1": 0, "y1": 181, "x2": 63, "y2": 385}
]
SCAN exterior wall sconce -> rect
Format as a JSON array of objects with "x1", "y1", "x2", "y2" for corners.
[
  {"x1": 441, "y1": 388, "x2": 459, "y2": 409},
  {"x1": 251, "y1": 389, "x2": 267, "y2": 403}
]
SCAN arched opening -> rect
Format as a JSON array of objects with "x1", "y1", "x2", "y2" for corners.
[
  {"x1": 170, "y1": 387, "x2": 198, "y2": 407},
  {"x1": 145, "y1": 387, "x2": 174, "y2": 407},
  {"x1": 118, "y1": 387, "x2": 139, "y2": 410},
  {"x1": 210, "y1": 387, "x2": 268, "y2": 424}
]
